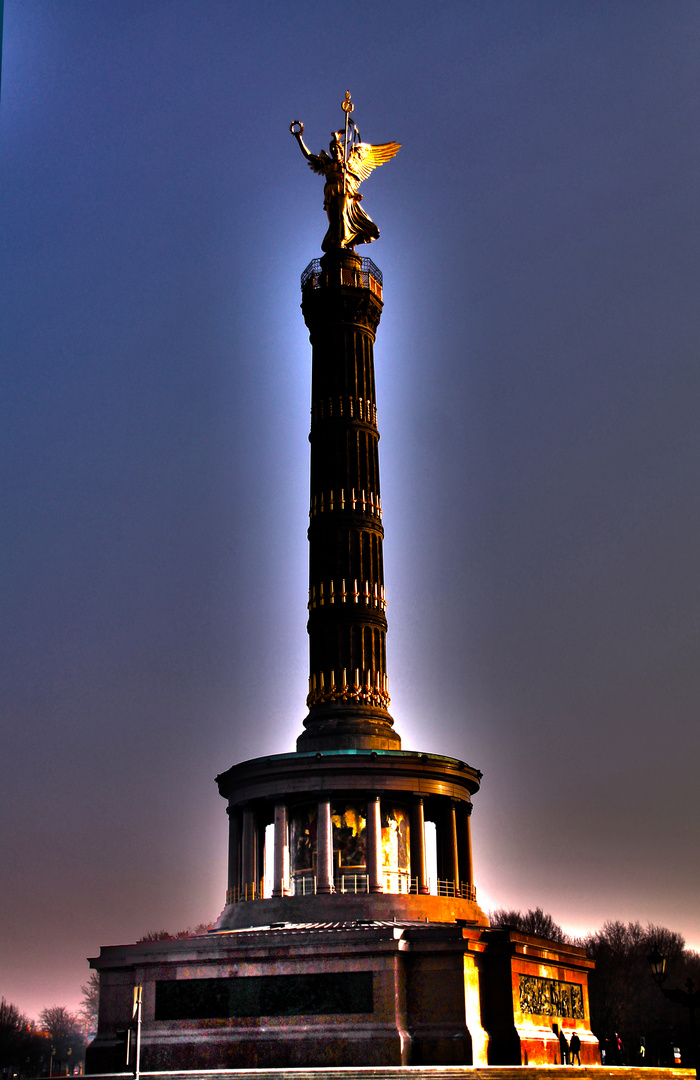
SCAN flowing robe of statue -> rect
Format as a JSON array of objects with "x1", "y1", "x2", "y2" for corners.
[{"x1": 292, "y1": 126, "x2": 400, "y2": 252}]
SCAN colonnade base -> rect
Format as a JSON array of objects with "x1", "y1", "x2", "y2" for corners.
[{"x1": 215, "y1": 889, "x2": 488, "y2": 930}]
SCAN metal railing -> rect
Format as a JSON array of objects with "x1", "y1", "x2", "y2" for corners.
[
  {"x1": 226, "y1": 881, "x2": 265, "y2": 904},
  {"x1": 301, "y1": 258, "x2": 383, "y2": 299},
  {"x1": 226, "y1": 876, "x2": 476, "y2": 903},
  {"x1": 336, "y1": 873, "x2": 369, "y2": 894},
  {"x1": 383, "y1": 870, "x2": 412, "y2": 893},
  {"x1": 293, "y1": 874, "x2": 317, "y2": 897},
  {"x1": 436, "y1": 879, "x2": 477, "y2": 901}
]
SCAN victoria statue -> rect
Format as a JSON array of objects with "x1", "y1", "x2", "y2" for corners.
[{"x1": 291, "y1": 92, "x2": 400, "y2": 252}]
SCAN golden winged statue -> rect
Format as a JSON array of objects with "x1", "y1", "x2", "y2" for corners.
[{"x1": 291, "y1": 94, "x2": 400, "y2": 252}]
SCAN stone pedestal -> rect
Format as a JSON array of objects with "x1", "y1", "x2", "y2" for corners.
[{"x1": 86, "y1": 924, "x2": 597, "y2": 1072}]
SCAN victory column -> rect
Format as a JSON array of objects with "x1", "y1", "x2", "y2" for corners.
[{"x1": 85, "y1": 95, "x2": 598, "y2": 1073}]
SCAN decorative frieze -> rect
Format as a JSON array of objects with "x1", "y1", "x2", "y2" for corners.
[
  {"x1": 308, "y1": 579, "x2": 386, "y2": 610},
  {"x1": 310, "y1": 489, "x2": 382, "y2": 519},
  {"x1": 307, "y1": 669, "x2": 390, "y2": 710},
  {"x1": 519, "y1": 974, "x2": 585, "y2": 1019}
]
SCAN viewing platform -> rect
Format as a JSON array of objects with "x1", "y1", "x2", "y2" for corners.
[{"x1": 302, "y1": 256, "x2": 383, "y2": 299}]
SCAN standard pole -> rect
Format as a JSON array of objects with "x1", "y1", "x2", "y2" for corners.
[{"x1": 343, "y1": 109, "x2": 349, "y2": 194}]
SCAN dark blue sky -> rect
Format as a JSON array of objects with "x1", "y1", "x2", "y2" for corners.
[{"x1": 2, "y1": 1, "x2": 699, "y2": 1017}]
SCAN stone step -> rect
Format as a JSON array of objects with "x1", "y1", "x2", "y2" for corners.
[{"x1": 82, "y1": 1069, "x2": 695, "y2": 1080}]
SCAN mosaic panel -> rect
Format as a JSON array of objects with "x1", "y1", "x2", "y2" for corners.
[
  {"x1": 332, "y1": 804, "x2": 367, "y2": 868},
  {"x1": 381, "y1": 806, "x2": 409, "y2": 872}
]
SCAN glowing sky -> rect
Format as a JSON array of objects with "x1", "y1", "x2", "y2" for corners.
[{"x1": 2, "y1": 1, "x2": 699, "y2": 1020}]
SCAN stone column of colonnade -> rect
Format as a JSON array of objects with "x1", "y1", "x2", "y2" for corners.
[
  {"x1": 461, "y1": 802, "x2": 475, "y2": 897},
  {"x1": 231, "y1": 792, "x2": 474, "y2": 901},
  {"x1": 226, "y1": 806, "x2": 241, "y2": 902},
  {"x1": 272, "y1": 804, "x2": 290, "y2": 897},
  {"x1": 316, "y1": 800, "x2": 334, "y2": 894},
  {"x1": 241, "y1": 807, "x2": 260, "y2": 898},
  {"x1": 410, "y1": 796, "x2": 429, "y2": 895},
  {"x1": 366, "y1": 795, "x2": 383, "y2": 893}
]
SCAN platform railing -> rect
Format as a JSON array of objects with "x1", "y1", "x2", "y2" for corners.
[
  {"x1": 436, "y1": 879, "x2": 477, "y2": 901},
  {"x1": 301, "y1": 257, "x2": 383, "y2": 300},
  {"x1": 227, "y1": 876, "x2": 476, "y2": 904},
  {"x1": 226, "y1": 881, "x2": 265, "y2": 904},
  {"x1": 335, "y1": 873, "x2": 369, "y2": 894},
  {"x1": 293, "y1": 874, "x2": 317, "y2": 896},
  {"x1": 383, "y1": 870, "x2": 412, "y2": 893}
]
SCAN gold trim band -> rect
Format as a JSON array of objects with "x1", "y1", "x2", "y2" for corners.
[
  {"x1": 307, "y1": 669, "x2": 390, "y2": 710},
  {"x1": 308, "y1": 579, "x2": 386, "y2": 610},
  {"x1": 310, "y1": 488, "x2": 382, "y2": 519},
  {"x1": 311, "y1": 396, "x2": 377, "y2": 425}
]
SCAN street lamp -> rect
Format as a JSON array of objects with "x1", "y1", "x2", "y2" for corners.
[
  {"x1": 648, "y1": 948, "x2": 667, "y2": 985},
  {"x1": 647, "y1": 949, "x2": 700, "y2": 1080}
]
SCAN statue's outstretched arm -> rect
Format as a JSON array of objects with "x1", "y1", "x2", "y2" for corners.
[
  {"x1": 290, "y1": 121, "x2": 312, "y2": 160},
  {"x1": 290, "y1": 122, "x2": 330, "y2": 177}
]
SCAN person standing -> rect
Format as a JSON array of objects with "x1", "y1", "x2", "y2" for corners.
[
  {"x1": 559, "y1": 1028, "x2": 570, "y2": 1065},
  {"x1": 569, "y1": 1031, "x2": 582, "y2": 1065}
]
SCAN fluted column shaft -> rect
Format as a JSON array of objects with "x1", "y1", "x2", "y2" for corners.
[{"x1": 298, "y1": 250, "x2": 399, "y2": 752}]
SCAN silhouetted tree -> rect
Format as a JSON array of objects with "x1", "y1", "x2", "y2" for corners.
[
  {"x1": 490, "y1": 906, "x2": 570, "y2": 943},
  {"x1": 38, "y1": 1006, "x2": 85, "y2": 1072},
  {"x1": 585, "y1": 920, "x2": 700, "y2": 1068},
  {"x1": 0, "y1": 999, "x2": 49, "y2": 1076},
  {"x1": 79, "y1": 972, "x2": 100, "y2": 1036},
  {"x1": 0, "y1": 999, "x2": 27, "y2": 1067},
  {"x1": 137, "y1": 922, "x2": 214, "y2": 942}
]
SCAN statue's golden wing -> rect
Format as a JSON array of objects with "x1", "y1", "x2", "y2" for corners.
[{"x1": 348, "y1": 142, "x2": 401, "y2": 184}]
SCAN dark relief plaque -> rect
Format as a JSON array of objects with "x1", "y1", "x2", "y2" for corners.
[
  {"x1": 155, "y1": 972, "x2": 373, "y2": 1020},
  {"x1": 519, "y1": 975, "x2": 585, "y2": 1019}
]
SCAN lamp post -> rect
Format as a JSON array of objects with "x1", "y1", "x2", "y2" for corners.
[{"x1": 647, "y1": 948, "x2": 700, "y2": 1079}]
